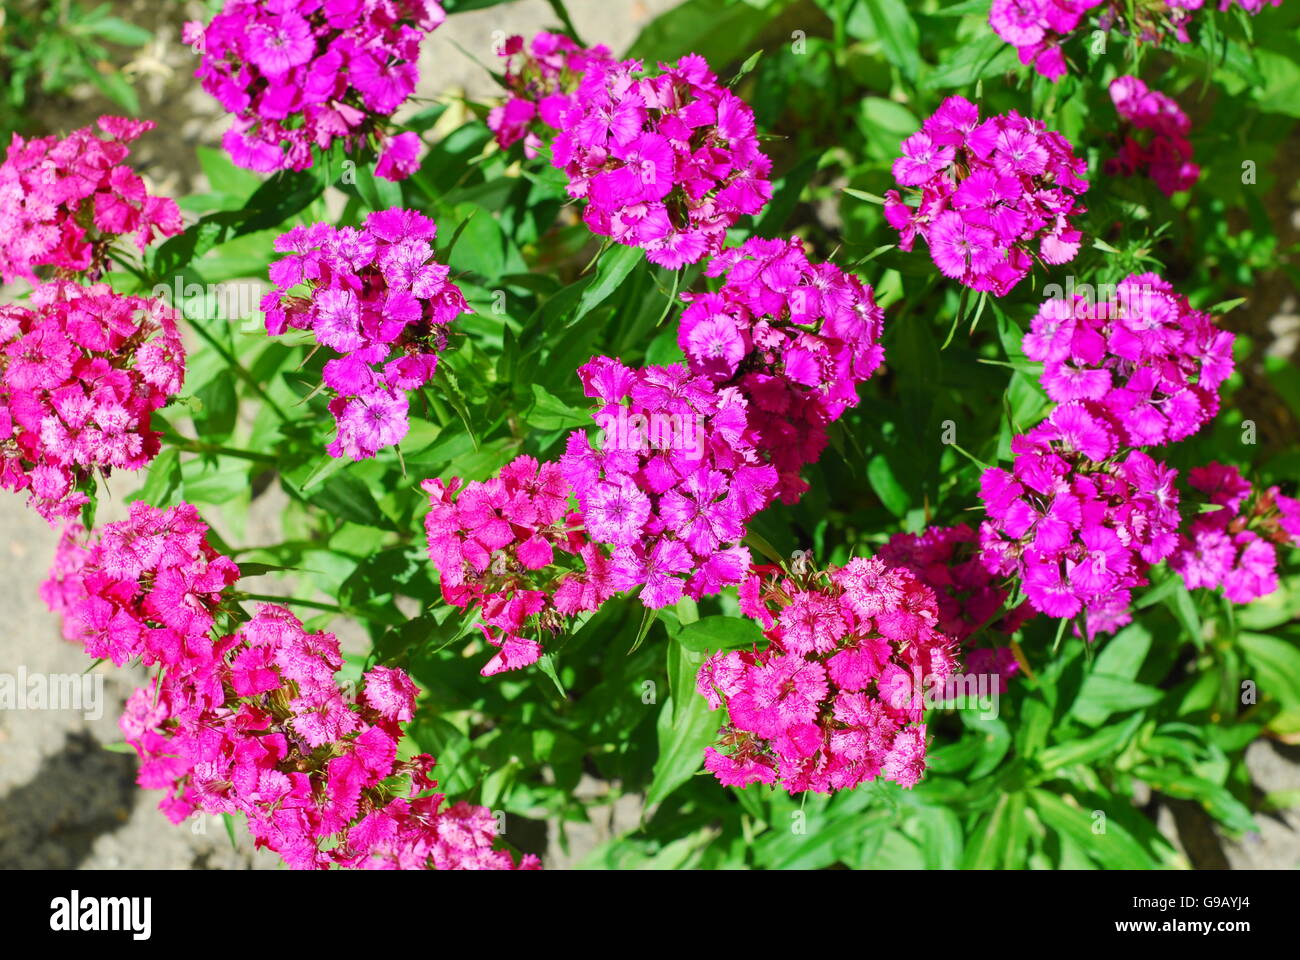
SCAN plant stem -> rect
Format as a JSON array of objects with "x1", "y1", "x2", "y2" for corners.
[
  {"x1": 545, "y1": 0, "x2": 584, "y2": 46},
  {"x1": 240, "y1": 592, "x2": 346, "y2": 614},
  {"x1": 171, "y1": 435, "x2": 278, "y2": 463}
]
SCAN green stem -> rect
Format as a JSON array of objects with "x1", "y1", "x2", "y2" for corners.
[
  {"x1": 171, "y1": 435, "x2": 278, "y2": 463},
  {"x1": 545, "y1": 0, "x2": 584, "y2": 46},
  {"x1": 186, "y1": 314, "x2": 292, "y2": 423},
  {"x1": 239, "y1": 592, "x2": 346, "y2": 614}
]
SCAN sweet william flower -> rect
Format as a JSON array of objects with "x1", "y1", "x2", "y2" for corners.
[
  {"x1": 1, "y1": 283, "x2": 185, "y2": 523},
  {"x1": 489, "y1": 31, "x2": 614, "y2": 157},
  {"x1": 885, "y1": 97, "x2": 1087, "y2": 296},
  {"x1": 262, "y1": 208, "x2": 471, "y2": 460},
  {"x1": 698, "y1": 556, "x2": 957, "y2": 794},
  {"x1": 189, "y1": 0, "x2": 445, "y2": 179},
  {"x1": 551, "y1": 53, "x2": 772, "y2": 267},
  {"x1": 0, "y1": 117, "x2": 181, "y2": 284}
]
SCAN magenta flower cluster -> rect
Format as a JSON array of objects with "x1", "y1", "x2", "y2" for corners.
[
  {"x1": 696, "y1": 557, "x2": 956, "y2": 793},
  {"x1": 489, "y1": 31, "x2": 612, "y2": 157},
  {"x1": 885, "y1": 96, "x2": 1088, "y2": 296},
  {"x1": 184, "y1": 0, "x2": 446, "y2": 180},
  {"x1": 0, "y1": 116, "x2": 182, "y2": 284},
  {"x1": 1022, "y1": 273, "x2": 1234, "y2": 448},
  {"x1": 41, "y1": 501, "x2": 240, "y2": 667},
  {"x1": 1170, "y1": 463, "x2": 1300, "y2": 603},
  {"x1": 987, "y1": 0, "x2": 1102, "y2": 81},
  {"x1": 561, "y1": 356, "x2": 777, "y2": 602},
  {"x1": 977, "y1": 271, "x2": 1243, "y2": 634},
  {"x1": 42, "y1": 501, "x2": 535, "y2": 870},
  {"x1": 1107, "y1": 76, "x2": 1199, "y2": 197},
  {"x1": 989, "y1": 0, "x2": 1279, "y2": 81},
  {"x1": 979, "y1": 424, "x2": 1182, "y2": 635},
  {"x1": 262, "y1": 208, "x2": 471, "y2": 460},
  {"x1": 423, "y1": 455, "x2": 609, "y2": 676},
  {"x1": 1, "y1": 283, "x2": 185, "y2": 524},
  {"x1": 678, "y1": 237, "x2": 885, "y2": 503},
  {"x1": 551, "y1": 54, "x2": 773, "y2": 268}
]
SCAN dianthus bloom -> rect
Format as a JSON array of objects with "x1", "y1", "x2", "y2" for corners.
[
  {"x1": 489, "y1": 31, "x2": 612, "y2": 157},
  {"x1": 0, "y1": 116, "x2": 182, "y2": 284},
  {"x1": 561, "y1": 357, "x2": 777, "y2": 607},
  {"x1": 261, "y1": 208, "x2": 471, "y2": 460},
  {"x1": 1, "y1": 283, "x2": 185, "y2": 523},
  {"x1": 551, "y1": 53, "x2": 772, "y2": 267},
  {"x1": 1170, "y1": 462, "x2": 1300, "y2": 604},
  {"x1": 697, "y1": 557, "x2": 958, "y2": 793},
  {"x1": 1023, "y1": 273, "x2": 1234, "y2": 448},
  {"x1": 989, "y1": 1, "x2": 1279, "y2": 81},
  {"x1": 884, "y1": 97, "x2": 1087, "y2": 295},
  {"x1": 422, "y1": 455, "x2": 627, "y2": 676},
  {"x1": 879, "y1": 523, "x2": 1032, "y2": 692},
  {"x1": 40, "y1": 501, "x2": 240, "y2": 667},
  {"x1": 43, "y1": 505, "x2": 534, "y2": 869},
  {"x1": 121, "y1": 604, "x2": 539, "y2": 869},
  {"x1": 678, "y1": 237, "x2": 885, "y2": 503},
  {"x1": 184, "y1": 0, "x2": 445, "y2": 179},
  {"x1": 1106, "y1": 76, "x2": 1199, "y2": 196},
  {"x1": 978, "y1": 413, "x2": 1182, "y2": 636}
]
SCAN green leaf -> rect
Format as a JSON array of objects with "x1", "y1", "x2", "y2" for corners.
[
  {"x1": 961, "y1": 792, "x2": 1027, "y2": 868},
  {"x1": 569, "y1": 245, "x2": 643, "y2": 327},
  {"x1": 523, "y1": 383, "x2": 591, "y2": 431},
  {"x1": 848, "y1": 0, "x2": 921, "y2": 83},
  {"x1": 1238, "y1": 631, "x2": 1300, "y2": 709},
  {"x1": 1031, "y1": 789, "x2": 1158, "y2": 868},
  {"x1": 1133, "y1": 766, "x2": 1257, "y2": 835},
  {"x1": 645, "y1": 640, "x2": 721, "y2": 810},
  {"x1": 867, "y1": 454, "x2": 910, "y2": 517},
  {"x1": 675, "y1": 615, "x2": 764, "y2": 654},
  {"x1": 1037, "y1": 712, "x2": 1145, "y2": 774},
  {"x1": 1069, "y1": 674, "x2": 1164, "y2": 725}
]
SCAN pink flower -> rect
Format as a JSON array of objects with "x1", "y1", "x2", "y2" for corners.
[
  {"x1": 699, "y1": 556, "x2": 955, "y2": 794},
  {"x1": 263, "y1": 209, "x2": 470, "y2": 460},
  {"x1": 551, "y1": 54, "x2": 772, "y2": 266},
  {"x1": 0, "y1": 118, "x2": 181, "y2": 283},
  {"x1": 886, "y1": 98, "x2": 1087, "y2": 295},
  {"x1": 1, "y1": 283, "x2": 185, "y2": 523},
  {"x1": 190, "y1": 0, "x2": 443, "y2": 178}
]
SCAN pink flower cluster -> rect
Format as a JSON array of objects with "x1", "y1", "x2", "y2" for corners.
[
  {"x1": 1106, "y1": 76, "x2": 1199, "y2": 197},
  {"x1": 988, "y1": 0, "x2": 1102, "y2": 81},
  {"x1": 40, "y1": 502, "x2": 240, "y2": 667},
  {"x1": 423, "y1": 455, "x2": 615, "y2": 676},
  {"x1": 1, "y1": 283, "x2": 185, "y2": 523},
  {"x1": 979, "y1": 412, "x2": 1183, "y2": 636},
  {"x1": 878, "y1": 523, "x2": 1032, "y2": 691},
  {"x1": 124, "y1": 605, "x2": 537, "y2": 869},
  {"x1": 885, "y1": 96, "x2": 1088, "y2": 296},
  {"x1": 696, "y1": 557, "x2": 957, "y2": 793},
  {"x1": 185, "y1": 0, "x2": 446, "y2": 180},
  {"x1": 1022, "y1": 273, "x2": 1234, "y2": 448},
  {"x1": 43, "y1": 502, "x2": 535, "y2": 869},
  {"x1": 551, "y1": 54, "x2": 773, "y2": 267},
  {"x1": 0, "y1": 116, "x2": 182, "y2": 284},
  {"x1": 489, "y1": 31, "x2": 613, "y2": 157},
  {"x1": 1170, "y1": 463, "x2": 1300, "y2": 603},
  {"x1": 990, "y1": 0, "x2": 1281, "y2": 80},
  {"x1": 678, "y1": 237, "x2": 885, "y2": 503},
  {"x1": 262, "y1": 208, "x2": 471, "y2": 460},
  {"x1": 561, "y1": 357, "x2": 777, "y2": 605}
]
